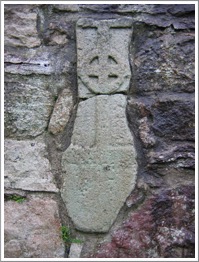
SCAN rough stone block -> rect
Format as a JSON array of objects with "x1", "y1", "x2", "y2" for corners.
[
  {"x1": 4, "y1": 47, "x2": 53, "y2": 75},
  {"x1": 69, "y1": 243, "x2": 83, "y2": 258},
  {"x1": 52, "y1": 4, "x2": 80, "y2": 12},
  {"x1": 76, "y1": 18, "x2": 132, "y2": 98},
  {"x1": 130, "y1": 24, "x2": 195, "y2": 94},
  {"x1": 4, "y1": 195, "x2": 65, "y2": 258},
  {"x1": 4, "y1": 44, "x2": 74, "y2": 76},
  {"x1": 151, "y1": 99, "x2": 195, "y2": 141},
  {"x1": 61, "y1": 95, "x2": 137, "y2": 232},
  {"x1": 92, "y1": 185, "x2": 195, "y2": 258},
  {"x1": 48, "y1": 89, "x2": 73, "y2": 135},
  {"x1": 4, "y1": 139, "x2": 58, "y2": 192},
  {"x1": 4, "y1": 5, "x2": 41, "y2": 48},
  {"x1": 4, "y1": 78, "x2": 54, "y2": 138}
]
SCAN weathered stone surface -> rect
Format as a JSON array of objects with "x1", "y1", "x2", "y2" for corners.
[
  {"x1": 77, "y1": 18, "x2": 132, "y2": 98},
  {"x1": 4, "y1": 58, "x2": 53, "y2": 76},
  {"x1": 4, "y1": 5, "x2": 41, "y2": 48},
  {"x1": 138, "y1": 116, "x2": 156, "y2": 148},
  {"x1": 127, "y1": 95, "x2": 195, "y2": 184},
  {"x1": 5, "y1": 47, "x2": 55, "y2": 75},
  {"x1": 79, "y1": 4, "x2": 194, "y2": 29},
  {"x1": 125, "y1": 186, "x2": 145, "y2": 208},
  {"x1": 49, "y1": 32, "x2": 68, "y2": 45},
  {"x1": 48, "y1": 89, "x2": 73, "y2": 135},
  {"x1": 151, "y1": 99, "x2": 195, "y2": 141},
  {"x1": 125, "y1": 4, "x2": 195, "y2": 29},
  {"x1": 4, "y1": 76, "x2": 54, "y2": 138},
  {"x1": 147, "y1": 143, "x2": 195, "y2": 169},
  {"x1": 4, "y1": 195, "x2": 65, "y2": 258},
  {"x1": 53, "y1": 4, "x2": 80, "y2": 12},
  {"x1": 5, "y1": 73, "x2": 68, "y2": 98},
  {"x1": 116, "y1": 4, "x2": 174, "y2": 14},
  {"x1": 167, "y1": 4, "x2": 195, "y2": 16},
  {"x1": 79, "y1": 4, "x2": 121, "y2": 13},
  {"x1": 127, "y1": 94, "x2": 195, "y2": 144},
  {"x1": 93, "y1": 185, "x2": 195, "y2": 258},
  {"x1": 69, "y1": 243, "x2": 83, "y2": 258},
  {"x1": 62, "y1": 95, "x2": 137, "y2": 232},
  {"x1": 130, "y1": 24, "x2": 195, "y2": 94},
  {"x1": 36, "y1": 8, "x2": 75, "y2": 47},
  {"x1": 84, "y1": 4, "x2": 194, "y2": 16},
  {"x1": 4, "y1": 139, "x2": 58, "y2": 192},
  {"x1": 4, "y1": 44, "x2": 75, "y2": 75}
]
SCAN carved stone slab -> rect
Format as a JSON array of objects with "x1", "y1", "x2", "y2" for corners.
[
  {"x1": 61, "y1": 95, "x2": 137, "y2": 232},
  {"x1": 76, "y1": 18, "x2": 133, "y2": 98},
  {"x1": 61, "y1": 19, "x2": 137, "y2": 233}
]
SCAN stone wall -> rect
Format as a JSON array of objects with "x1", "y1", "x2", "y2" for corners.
[{"x1": 4, "y1": 4, "x2": 195, "y2": 258}]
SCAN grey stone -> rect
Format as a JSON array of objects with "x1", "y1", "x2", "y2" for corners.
[
  {"x1": 69, "y1": 243, "x2": 83, "y2": 258},
  {"x1": 130, "y1": 24, "x2": 195, "y2": 94},
  {"x1": 53, "y1": 4, "x2": 80, "y2": 12},
  {"x1": 48, "y1": 32, "x2": 68, "y2": 45},
  {"x1": 5, "y1": 189, "x2": 27, "y2": 198},
  {"x1": 4, "y1": 47, "x2": 54, "y2": 75},
  {"x1": 4, "y1": 195, "x2": 65, "y2": 258},
  {"x1": 4, "y1": 60, "x2": 53, "y2": 76},
  {"x1": 4, "y1": 139, "x2": 58, "y2": 192},
  {"x1": 4, "y1": 78, "x2": 54, "y2": 138},
  {"x1": 4, "y1": 5, "x2": 41, "y2": 48},
  {"x1": 48, "y1": 89, "x2": 74, "y2": 135},
  {"x1": 138, "y1": 117, "x2": 156, "y2": 148},
  {"x1": 76, "y1": 18, "x2": 132, "y2": 98},
  {"x1": 61, "y1": 95, "x2": 137, "y2": 232},
  {"x1": 4, "y1": 45, "x2": 73, "y2": 76},
  {"x1": 116, "y1": 5, "x2": 194, "y2": 29}
]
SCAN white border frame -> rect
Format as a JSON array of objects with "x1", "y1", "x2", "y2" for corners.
[{"x1": 1, "y1": 1, "x2": 198, "y2": 261}]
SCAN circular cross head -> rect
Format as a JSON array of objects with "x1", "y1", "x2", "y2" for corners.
[{"x1": 78, "y1": 49, "x2": 129, "y2": 94}]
